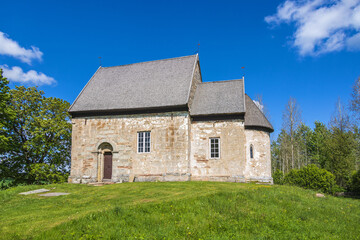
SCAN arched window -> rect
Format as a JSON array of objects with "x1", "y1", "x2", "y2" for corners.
[{"x1": 250, "y1": 144, "x2": 254, "y2": 159}]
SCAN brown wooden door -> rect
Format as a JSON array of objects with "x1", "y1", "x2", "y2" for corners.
[{"x1": 103, "y1": 152, "x2": 112, "y2": 180}]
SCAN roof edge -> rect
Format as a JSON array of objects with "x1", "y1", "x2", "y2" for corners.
[
  {"x1": 201, "y1": 78, "x2": 244, "y2": 84},
  {"x1": 101, "y1": 54, "x2": 198, "y2": 69},
  {"x1": 68, "y1": 66, "x2": 102, "y2": 112},
  {"x1": 186, "y1": 53, "x2": 200, "y2": 105},
  {"x1": 245, "y1": 94, "x2": 274, "y2": 132},
  {"x1": 69, "y1": 104, "x2": 188, "y2": 116},
  {"x1": 190, "y1": 111, "x2": 245, "y2": 117}
]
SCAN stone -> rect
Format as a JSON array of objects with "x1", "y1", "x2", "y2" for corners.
[
  {"x1": 69, "y1": 112, "x2": 271, "y2": 183},
  {"x1": 38, "y1": 192, "x2": 70, "y2": 197},
  {"x1": 335, "y1": 192, "x2": 345, "y2": 197},
  {"x1": 19, "y1": 189, "x2": 49, "y2": 195},
  {"x1": 316, "y1": 193, "x2": 325, "y2": 198}
]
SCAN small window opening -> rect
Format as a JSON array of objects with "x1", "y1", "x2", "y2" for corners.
[{"x1": 250, "y1": 144, "x2": 254, "y2": 159}]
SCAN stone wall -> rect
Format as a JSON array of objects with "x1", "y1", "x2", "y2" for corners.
[
  {"x1": 244, "y1": 129, "x2": 272, "y2": 183},
  {"x1": 190, "y1": 119, "x2": 247, "y2": 182},
  {"x1": 69, "y1": 111, "x2": 272, "y2": 184},
  {"x1": 69, "y1": 112, "x2": 190, "y2": 183}
]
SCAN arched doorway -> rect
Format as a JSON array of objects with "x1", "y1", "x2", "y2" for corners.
[{"x1": 98, "y1": 142, "x2": 113, "y2": 181}]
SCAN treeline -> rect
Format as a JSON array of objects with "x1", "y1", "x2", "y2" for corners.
[
  {"x1": 271, "y1": 78, "x2": 360, "y2": 192},
  {"x1": 0, "y1": 69, "x2": 71, "y2": 189}
]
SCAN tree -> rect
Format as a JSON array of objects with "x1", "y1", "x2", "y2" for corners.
[
  {"x1": 0, "y1": 85, "x2": 71, "y2": 182},
  {"x1": 309, "y1": 121, "x2": 329, "y2": 168},
  {"x1": 282, "y1": 97, "x2": 302, "y2": 170},
  {"x1": 330, "y1": 98, "x2": 351, "y2": 133},
  {"x1": 0, "y1": 69, "x2": 14, "y2": 153},
  {"x1": 325, "y1": 98, "x2": 357, "y2": 187},
  {"x1": 294, "y1": 123, "x2": 313, "y2": 168},
  {"x1": 350, "y1": 77, "x2": 360, "y2": 121}
]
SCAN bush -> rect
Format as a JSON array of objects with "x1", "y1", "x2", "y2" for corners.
[
  {"x1": 283, "y1": 164, "x2": 337, "y2": 194},
  {"x1": 30, "y1": 163, "x2": 68, "y2": 184},
  {"x1": 350, "y1": 170, "x2": 360, "y2": 195},
  {"x1": 273, "y1": 169, "x2": 284, "y2": 184},
  {"x1": 0, "y1": 178, "x2": 17, "y2": 190}
]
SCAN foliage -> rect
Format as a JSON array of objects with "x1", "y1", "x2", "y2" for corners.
[
  {"x1": 350, "y1": 170, "x2": 360, "y2": 194},
  {"x1": 0, "y1": 70, "x2": 15, "y2": 155},
  {"x1": 283, "y1": 164, "x2": 337, "y2": 194},
  {"x1": 324, "y1": 127, "x2": 357, "y2": 188},
  {"x1": 0, "y1": 182, "x2": 359, "y2": 240},
  {"x1": 308, "y1": 121, "x2": 329, "y2": 167},
  {"x1": 0, "y1": 82, "x2": 71, "y2": 183},
  {"x1": 0, "y1": 178, "x2": 16, "y2": 190},
  {"x1": 272, "y1": 169, "x2": 284, "y2": 184},
  {"x1": 30, "y1": 163, "x2": 68, "y2": 184},
  {"x1": 272, "y1": 94, "x2": 359, "y2": 191}
]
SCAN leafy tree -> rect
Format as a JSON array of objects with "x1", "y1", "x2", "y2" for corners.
[
  {"x1": 0, "y1": 69, "x2": 14, "y2": 153},
  {"x1": 324, "y1": 99, "x2": 357, "y2": 187},
  {"x1": 0, "y1": 85, "x2": 71, "y2": 183},
  {"x1": 309, "y1": 121, "x2": 329, "y2": 168},
  {"x1": 324, "y1": 128, "x2": 356, "y2": 188}
]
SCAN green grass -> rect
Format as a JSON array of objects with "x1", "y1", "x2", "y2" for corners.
[{"x1": 0, "y1": 182, "x2": 359, "y2": 239}]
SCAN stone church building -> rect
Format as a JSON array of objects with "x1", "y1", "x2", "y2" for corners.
[{"x1": 68, "y1": 54, "x2": 273, "y2": 184}]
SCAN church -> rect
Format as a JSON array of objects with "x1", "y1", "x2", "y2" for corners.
[{"x1": 68, "y1": 54, "x2": 273, "y2": 184}]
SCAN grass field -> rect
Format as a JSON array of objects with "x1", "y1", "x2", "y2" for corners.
[{"x1": 0, "y1": 182, "x2": 359, "y2": 239}]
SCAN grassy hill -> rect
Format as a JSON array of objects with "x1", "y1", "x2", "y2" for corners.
[{"x1": 0, "y1": 182, "x2": 359, "y2": 239}]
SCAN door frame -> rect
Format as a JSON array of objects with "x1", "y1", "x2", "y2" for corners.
[{"x1": 103, "y1": 152, "x2": 113, "y2": 180}]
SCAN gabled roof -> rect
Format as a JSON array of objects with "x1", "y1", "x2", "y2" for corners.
[
  {"x1": 244, "y1": 94, "x2": 274, "y2": 132},
  {"x1": 69, "y1": 54, "x2": 198, "y2": 113},
  {"x1": 189, "y1": 80, "x2": 245, "y2": 116},
  {"x1": 69, "y1": 54, "x2": 273, "y2": 133}
]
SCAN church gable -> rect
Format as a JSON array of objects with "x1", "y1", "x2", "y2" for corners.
[{"x1": 69, "y1": 54, "x2": 198, "y2": 114}]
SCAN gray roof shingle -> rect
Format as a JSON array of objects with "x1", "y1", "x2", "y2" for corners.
[
  {"x1": 189, "y1": 80, "x2": 245, "y2": 116},
  {"x1": 244, "y1": 94, "x2": 274, "y2": 132},
  {"x1": 69, "y1": 54, "x2": 198, "y2": 113},
  {"x1": 69, "y1": 54, "x2": 273, "y2": 133}
]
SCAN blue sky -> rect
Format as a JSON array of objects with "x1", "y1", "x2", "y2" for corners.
[{"x1": 1, "y1": 0, "x2": 360, "y2": 138}]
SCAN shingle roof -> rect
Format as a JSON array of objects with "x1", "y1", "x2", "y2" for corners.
[
  {"x1": 69, "y1": 54, "x2": 198, "y2": 113},
  {"x1": 189, "y1": 80, "x2": 245, "y2": 116},
  {"x1": 69, "y1": 54, "x2": 273, "y2": 133},
  {"x1": 244, "y1": 94, "x2": 274, "y2": 132}
]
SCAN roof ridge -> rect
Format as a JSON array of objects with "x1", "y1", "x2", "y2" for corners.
[
  {"x1": 102, "y1": 54, "x2": 198, "y2": 69},
  {"x1": 201, "y1": 79, "x2": 244, "y2": 84}
]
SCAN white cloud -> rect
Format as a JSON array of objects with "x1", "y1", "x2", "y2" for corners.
[
  {"x1": 347, "y1": 32, "x2": 360, "y2": 49},
  {"x1": 0, "y1": 32, "x2": 43, "y2": 64},
  {"x1": 1, "y1": 65, "x2": 56, "y2": 86},
  {"x1": 265, "y1": 0, "x2": 360, "y2": 56}
]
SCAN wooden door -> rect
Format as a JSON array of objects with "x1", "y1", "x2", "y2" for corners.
[{"x1": 103, "y1": 152, "x2": 112, "y2": 180}]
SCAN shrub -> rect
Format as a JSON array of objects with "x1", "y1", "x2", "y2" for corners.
[
  {"x1": 0, "y1": 178, "x2": 17, "y2": 190},
  {"x1": 30, "y1": 163, "x2": 68, "y2": 184},
  {"x1": 350, "y1": 170, "x2": 360, "y2": 195},
  {"x1": 273, "y1": 169, "x2": 284, "y2": 185},
  {"x1": 283, "y1": 164, "x2": 337, "y2": 194}
]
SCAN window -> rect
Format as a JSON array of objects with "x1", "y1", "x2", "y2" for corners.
[
  {"x1": 138, "y1": 131, "x2": 151, "y2": 153},
  {"x1": 210, "y1": 138, "x2": 220, "y2": 159},
  {"x1": 250, "y1": 144, "x2": 254, "y2": 159}
]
